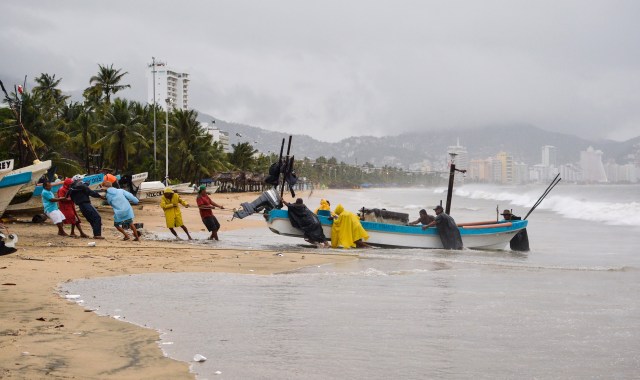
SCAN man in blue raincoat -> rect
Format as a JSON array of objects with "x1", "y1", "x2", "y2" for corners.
[{"x1": 103, "y1": 181, "x2": 141, "y2": 241}]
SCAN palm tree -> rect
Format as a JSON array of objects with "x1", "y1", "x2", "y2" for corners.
[
  {"x1": 88, "y1": 64, "x2": 131, "y2": 103},
  {"x1": 229, "y1": 142, "x2": 258, "y2": 171},
  {"x1": 33, "y1": 73, "x2": 69, "y2": 118},
  {"x1": 93, "y1": 99, "x2": 148, "y2": 172}
]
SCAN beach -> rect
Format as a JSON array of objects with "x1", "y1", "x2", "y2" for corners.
[{"x1": 0, "y1": 190, "x2": 355, "y2": 379}]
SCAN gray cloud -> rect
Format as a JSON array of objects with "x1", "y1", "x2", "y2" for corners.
[{"x1": 1, "y1": 0, "x2": 639, "y2": 142}]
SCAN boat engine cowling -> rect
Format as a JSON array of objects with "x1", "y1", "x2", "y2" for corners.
[{"x1": 233, "y1": 189, "x2": 281, "y2": 219}]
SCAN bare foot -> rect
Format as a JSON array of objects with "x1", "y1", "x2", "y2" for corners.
[
  {"x1": 69, "y1": 233, "x2": 77, "y2": 237},
  {"x1": 58, "y1": 232, "x2": 69, "y2": 237},
  {"x1": 133, "y1": 237, "x2": 140, "y2": 241},
  {"x1": 122, "y1": 236, "x2": 130, "y2": 241},
  {"x1": 94, "y1": 236, "x2": 105, "y2": 240}
]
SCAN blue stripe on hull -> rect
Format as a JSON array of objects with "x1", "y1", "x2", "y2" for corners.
[
  {"x1": 0, "y1": 172, "x2": 32, "y2": 188},
  {"x1": 267, "y1": 209, "x2": 527, "y2": 237}
]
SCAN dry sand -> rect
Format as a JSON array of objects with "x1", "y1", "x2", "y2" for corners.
[{"x1": 0, "y1": 190, "x2": 356, "y2": 379}]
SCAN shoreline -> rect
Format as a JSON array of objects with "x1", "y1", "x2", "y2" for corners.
[{"x1": 0, "y1": 190, "x2": 357, "y2": 379}]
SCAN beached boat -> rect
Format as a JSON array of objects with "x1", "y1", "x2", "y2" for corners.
[
  {"x1": 0, "y1": 159, "x2": 15, "y2": 181},
  {"x1": 5, "y1": 173, "x2": 105, "y2": 214},
  {"x1": 0, "y1": 172, "x2": 33, "y2": 216},
  {"x1": 266, "y1": 208, "x2": 527, "y2": 250}
]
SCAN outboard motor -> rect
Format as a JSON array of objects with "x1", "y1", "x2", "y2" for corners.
[{"x1": 233, "y1": 188, "x2": 281, "y2": 219}]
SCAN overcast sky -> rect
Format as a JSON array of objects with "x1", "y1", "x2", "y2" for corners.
[{"x1": 2, "y1": 1, "x2": 639, "y2": 142}]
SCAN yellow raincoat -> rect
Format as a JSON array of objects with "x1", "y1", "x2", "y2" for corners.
[
  {"x1": 314, "y1": 199, "x2": 336, "y2": 217},
  {"x1": 160, "y1": 190, "x2": 189, "y2": 228},
  {"x1": 330, "y1": 204, "x2": 369, "y2": 249}
]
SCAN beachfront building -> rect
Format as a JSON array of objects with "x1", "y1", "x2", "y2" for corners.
[
  {"x1": 201, "y1": 122, "x2": 231, "y2": 153},
  {"x1": 147, "y1": 60, "x2": 189, "y2": 111},
  {"x1": 447, "y1": 139, "x2": 468, "y2": 183},
  {"x1": 579, "y1": 146, "x2": 607, "y2": 183},
  {"x1": 541, "y1": 145, "x2": 557, "y2": 167},
  {"x1": 495, "y1": 152, "x2": 514, "y2": 184},
  {"x1": 604, "y1": 161, "x2": 637, "y2": 183},
  {"x1": 559, "y1": 163, "x2": 581, "y2": 183}
]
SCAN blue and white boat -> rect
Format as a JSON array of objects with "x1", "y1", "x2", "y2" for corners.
[
  {"x1": 0, "y1": 159, "x2": 15, "y2": 181},
  {"x1": 5, "y1": 172, "x2": 105, "y2": 214},
  {"x1": 0, "y1": 171, "x2": 33, "y2": 217},
  {"x1": 266, "y1": 208, "x2": 527, "y2": 250}
]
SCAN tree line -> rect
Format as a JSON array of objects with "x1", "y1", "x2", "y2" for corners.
[{"x1": 0, "y1": 64, "x2": 443, "y2": 188}]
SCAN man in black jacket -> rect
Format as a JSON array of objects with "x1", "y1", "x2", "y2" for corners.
[
  {"x1": 501, "y1": 210, "x2": 530, "y2": 251},
  {"x1": 68, "y1": 175, "x2": 105, "y2": 239}
]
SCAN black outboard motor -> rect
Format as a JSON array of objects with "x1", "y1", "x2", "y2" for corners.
[{"x1": 233, "y1": 188, "x2": 281, "y2": 219}]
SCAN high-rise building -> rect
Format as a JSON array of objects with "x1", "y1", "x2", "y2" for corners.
[
  {"x1": 541, "y1": 145, "x2": 557, "y2": 167},
  {"x1": 495, "y1": 152, "x2": 514, "y2": 184},
  {"x1": 447, "y1": 138, "x2": 468, "y2": 171},
  {"x1": 147, "y1": 60, "x2": 189, "y2": 111},
  {"x1": 579, "y1": 146, "x2": 607, "y2": 183},
  {"x1": 201, "y1": 122, "x2": 231, "y2": 153}
]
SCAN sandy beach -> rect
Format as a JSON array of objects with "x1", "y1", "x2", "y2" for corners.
[{"x1": 0, "y1": 190, "x2": 356, "y2": 379}]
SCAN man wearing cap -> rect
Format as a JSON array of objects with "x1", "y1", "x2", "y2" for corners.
[
  {"x1": 58, "y1": 178, "x2": 88, "y2": 238},
  {"x1": 422, "y1": 205, "x2": 463, "y2": 250},
  {"x1": 68, "y1": 174, "x2": 105, "y2": 239},
  {"x1": 196, "y1": 185, "x2": 224, "y2": 240},
  {"x1": 103, "y1": 181, "x2": 141, "y2": 241},
  {"x1": 160, "y1": 187, "x2": 192, "y2": 240},
  {"x1": 500, "y1": 209, "x2": 530, "y2": 251},
  {"x1": 408, "y1": 209, "x2": 436, "y2": 226}
]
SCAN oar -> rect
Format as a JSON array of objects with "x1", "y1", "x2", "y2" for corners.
[{"x1": 524, "y1": 174, "x2": 561, "y2": 220}]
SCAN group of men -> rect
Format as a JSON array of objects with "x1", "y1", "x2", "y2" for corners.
[{"x1": 41, "y1": 176, "x2": 225, "y2": 242}]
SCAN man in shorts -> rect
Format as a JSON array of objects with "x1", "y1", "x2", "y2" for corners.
[
  {"x1": 103, "y1": 181, "x2": 141, "y2": 241},
  {"x1": 41, "y1": 181, "x2": 68, "y2": 236},
  {"x1": 196, "y1": 185, "x2": 224, "y2": 240}
]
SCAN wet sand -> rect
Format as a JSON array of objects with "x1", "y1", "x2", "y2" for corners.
[{"x1": 0, "y1": 190, "x2": 355, "y2": 379}]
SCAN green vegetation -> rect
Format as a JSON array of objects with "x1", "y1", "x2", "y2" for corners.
[{"x1": 1, "y1": 65, "x2": 442, "y2": 188}]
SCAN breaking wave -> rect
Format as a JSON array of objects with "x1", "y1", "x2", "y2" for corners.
[{"x1": 455, "y1": 187, "x2": 640, "y2": 226}]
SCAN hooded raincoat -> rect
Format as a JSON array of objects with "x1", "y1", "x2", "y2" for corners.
[
  {"x1": 330, "y1": 204, "x2": 369, "y2": 249},
  {"x1": 160, "y1": 189, "x2": 188, "y2": 228},
  {"x1": 105, "y1": 187, "x2": 139, "y2": 223}
]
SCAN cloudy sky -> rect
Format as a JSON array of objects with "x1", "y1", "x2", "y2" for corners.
[{"x1": 2, "y1": 1, "x2": 639, "y2": 142}]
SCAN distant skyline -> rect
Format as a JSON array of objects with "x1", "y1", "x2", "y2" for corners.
[{"x1": 2, "y1": 1, "x2": 639, "y2": 143}]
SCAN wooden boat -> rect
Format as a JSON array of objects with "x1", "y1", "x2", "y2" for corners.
[
  {"x1": 266, "y1": 208, "x2": 527, "y2": 250},
  {"x1": 0, "y1": 159, "x2": 15, "y2": 181},
  {"x1": 6, "y1": 173, "x2": 104, "y2": 214},
  {"x1": 0, "y1": 172, "x2": 32, "y2": 216}
]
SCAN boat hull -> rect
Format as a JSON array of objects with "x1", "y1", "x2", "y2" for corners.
[
  {"x1": 0, "y1": 172, "x2": 33, "y2": 216},
  {"x1": 266, "y1": 209, "x2": 527, "y2": 250}
]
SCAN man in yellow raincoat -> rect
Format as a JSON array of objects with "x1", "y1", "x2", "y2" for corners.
[
  {"x1": 331, "y1": 204, "x2": 370, "y2": 249},
  {"x1": 160, "y1": 188, "x2": 193, "y2": 240}
]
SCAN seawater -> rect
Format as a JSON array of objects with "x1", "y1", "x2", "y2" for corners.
[{"x1": 62, "y1": 184, "x2": 640, "y2": 379}]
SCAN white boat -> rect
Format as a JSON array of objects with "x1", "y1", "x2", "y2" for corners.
[
  {"x1": 233, "y1": 189, "x2": 527, "y2": 250},
  {"x1": 0, "y1": 171, "x2": 32, "y2": 217},
  {"x1": 267, "y1": 208, "x2": 527, "y2": 250},
  {"x1": 0, "y1": 159, "x2": 15, "y2": 181}
]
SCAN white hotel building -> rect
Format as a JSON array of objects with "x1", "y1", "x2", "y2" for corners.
[{"x1": 147, "y1": 60, "x2": 189, "y2": 111}]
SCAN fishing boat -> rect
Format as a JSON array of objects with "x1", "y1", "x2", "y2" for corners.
[
  {"x1": 266, "y1": 208, "x2": 527, "y2": 250},
  {"x1": 5, "y1": 173, "x2": 105, "y2": 214},
  {"x1": 0, "y1": 172, "x2": 32, "y2": 217},
  {"x1": 0, "y1": 159, "x2": 15, "y2": 181}
]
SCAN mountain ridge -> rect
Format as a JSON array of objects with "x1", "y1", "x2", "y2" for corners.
[{"x1": 203, "y1": 112, "x2": 640, "y2": 169}]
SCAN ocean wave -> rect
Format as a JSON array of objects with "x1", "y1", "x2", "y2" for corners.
[{"x1": 455, "y1": 188, "x2": 640, "y2": 226}]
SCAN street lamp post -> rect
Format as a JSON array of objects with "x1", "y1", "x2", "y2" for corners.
[
  {"x1": 165, "y1": 97, "x2": 172, "y2": 184},
  {"x1": 152, "y1": 57, "x2": 157, "y2": 177}
]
